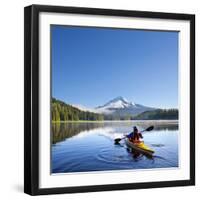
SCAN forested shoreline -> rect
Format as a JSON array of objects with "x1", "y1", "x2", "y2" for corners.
[
  {"x1": 52, "y1": 98, "x2": 178, "y2": 121},
  {"x1": 133, "y1": 109, "x2": 178, "y2": 120},
  {"x1": 52, "y1": 98, "x2": 104, "y2": 121}
]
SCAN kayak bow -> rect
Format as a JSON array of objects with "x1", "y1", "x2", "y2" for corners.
[{"x1": 125, "y1": 138, "x2": 154, "y2": 156}]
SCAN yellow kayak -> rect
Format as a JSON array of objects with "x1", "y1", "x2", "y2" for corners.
[{"x1": 125, "y1": 138, "x2": 154, "y2": 156}]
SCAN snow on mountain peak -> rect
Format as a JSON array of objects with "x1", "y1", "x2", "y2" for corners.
[
  {"x1": 95, "y1": 96, "x2": 136, "y2": 113},
  {"x1": 72, "y1": 96, "x2": 155, "y2": 116},
  {"x1": 111, "y1": 96, "x2": 127, "y2": 103}
]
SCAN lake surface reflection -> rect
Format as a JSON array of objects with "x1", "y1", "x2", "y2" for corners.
[{"x1": 51, "y1": 121, "x2": 178, "y2": 173}]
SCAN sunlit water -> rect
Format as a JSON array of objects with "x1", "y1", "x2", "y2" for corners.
[{"x1": 51, "y1": 121, "x2": 178, "y2": 173}]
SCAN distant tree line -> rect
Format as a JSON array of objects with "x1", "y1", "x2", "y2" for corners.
[
  {"x1": 52, "y1": 98, "x2": 178, "y2": 121},
  {"x1": 133, "y1": 109, "x2": 178, "y2": 120},
  {"x1": 52, "y1": 98, "x2": 104, "y2": 121},
  {"x1": 103, "y1": 114, "x2": 135, "y2": 121}
]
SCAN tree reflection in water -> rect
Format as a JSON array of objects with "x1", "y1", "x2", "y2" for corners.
[
  {"x1": 51, "y1": 122, "x2": 178, "y2": 144},
  {"x1": 52, "y1": 122, "x2": 105, "y2": 144}
]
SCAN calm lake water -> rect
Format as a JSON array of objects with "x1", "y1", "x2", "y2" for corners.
[{"x1": 51, "y1": 121, "x2": 178, "y2": 173}]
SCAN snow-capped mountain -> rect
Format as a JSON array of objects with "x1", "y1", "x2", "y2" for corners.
[
  {"x1": 73, "y1": 96, "x2": 156, "y2": 117},
  {"x1": 95, "y1": 96, "x2": 156, "y2": 116},
  {"x1": 95, "y1": 96, "x2": 135, "y2": 114},
  {"x1": 97, "y1": 96, "x2": 135, "y2": 109}
]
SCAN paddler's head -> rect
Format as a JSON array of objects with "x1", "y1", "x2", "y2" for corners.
[{"x1": 133, "y1": 126, "x2": 138, "y2": 132}]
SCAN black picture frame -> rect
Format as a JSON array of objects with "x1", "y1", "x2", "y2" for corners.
[{"x1": 24, "y1": 4, "x2": 195, "y2": 196}]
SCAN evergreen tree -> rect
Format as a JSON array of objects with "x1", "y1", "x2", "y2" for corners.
[{"x1": 51, "y1": 97, "x2": 104, "y2": 121}]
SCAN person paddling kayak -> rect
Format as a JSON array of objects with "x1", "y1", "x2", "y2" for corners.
[
  {"x1": 127, "y1": 126, "x2": 143, "y2": 143},
  {"x1": 114, "y1": 125, "x2": 153, "y2": 144}
]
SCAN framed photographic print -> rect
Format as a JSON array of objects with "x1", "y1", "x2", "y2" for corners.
[{"x1": 24, "y1": 4, "x2": 195, "y2": 195}]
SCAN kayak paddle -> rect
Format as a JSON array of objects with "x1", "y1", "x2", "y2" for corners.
[
  {"x1": 114, "y1": 126, "x2": 154, "y2": 144},
  {"x1": 140, "y1": 125, "x2": 154, "y2": 133}
]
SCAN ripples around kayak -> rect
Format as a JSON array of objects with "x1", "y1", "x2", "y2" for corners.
[{"x1": 52, "y1": 121, "x2": 179, "y2": 173}]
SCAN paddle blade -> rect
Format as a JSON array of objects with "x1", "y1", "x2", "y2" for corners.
[
  {"x1": 146, "y1": 126, "x2": 154, "y2": 131},
  {"x1": 114, "y1": 138, "x2": 121, "y2": 143}
]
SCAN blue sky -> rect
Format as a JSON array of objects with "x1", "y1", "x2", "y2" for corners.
[{"x1": 51, "y1": 25, "x2": 178, "y2": 109}]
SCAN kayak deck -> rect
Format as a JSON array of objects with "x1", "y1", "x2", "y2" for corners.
[{"x1": 125, "y1": 138, "x2": 154, "y2": 155}]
